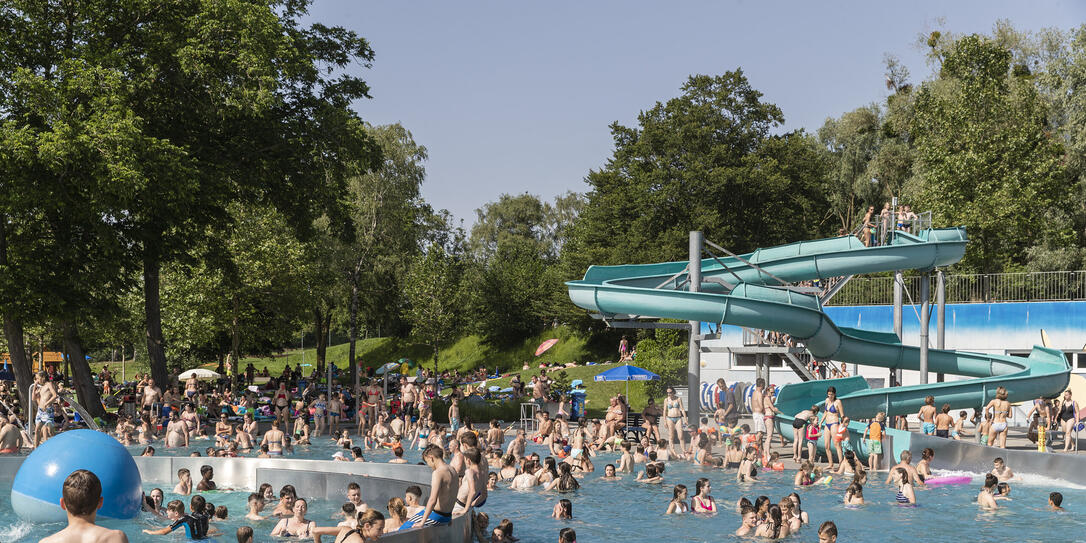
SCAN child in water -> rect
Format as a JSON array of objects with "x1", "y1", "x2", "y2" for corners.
[{"x1": 665, "y1": 485, "x2": 689, "y2": 514}]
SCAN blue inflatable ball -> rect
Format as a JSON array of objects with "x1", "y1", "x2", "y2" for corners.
[{"x1": 11, "y1": 429, "x2": 142, "y2": 522}]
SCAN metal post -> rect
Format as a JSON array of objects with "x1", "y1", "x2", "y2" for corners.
[
  {"x1": 919, "y1": 272, "x2": 930, "y2": 384},
  {"x1": 688, "y1": 231, "x2": 703, "y2": 428},
  {"x1": 893, "y1": 270, "x2": 903, "y2": 387},
  {"x1": 936, "y1": 269, "x2": 946, "y2": 382}
]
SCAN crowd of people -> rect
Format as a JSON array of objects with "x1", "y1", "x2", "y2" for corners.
[{"x1": 21, "y1": 352, "x2": 1084, "y2": 543}]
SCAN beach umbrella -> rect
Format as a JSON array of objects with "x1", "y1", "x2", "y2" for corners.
[
  {"x1": 535, "y1": 338, "x2": 559, "y2": 357},
  {"x1": 593, "y1": 363, "x2": 659, "y2": 397},
  {"x1": 178, "y1": 368, "x2": 220, "y2": 380},
  {"x1": 376, "y1": 362, "x2": 400, "y2": 375}
]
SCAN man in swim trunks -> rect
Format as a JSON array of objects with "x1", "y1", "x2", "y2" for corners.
[
  {"x1": 401, "y1": 377, "x2": 418, "y2": 434},
  {"x1": 934, "y1": 403, "x2": 954, "y2": 438},
  {"x1": 41, "y1": 469, "x2": 129, "y2": 543},
  {"x1": 0, "y1": 414, "x2": 26, "y2": 453},
  {"x1": 400, "y1": 444, "x2": 458, "y2": 530},
  {"x1": 751, "y1": 378, "x2": 766, "y2": 434},
  {"x1": 32, "y1": 371, "x2": 58, "y2": 447},
  {"x1": 143, "y1": 378, "x2": 162, "y2": 423},
  {"x1": 918, "y1": 395, "x2": 937, "y2": 435}
]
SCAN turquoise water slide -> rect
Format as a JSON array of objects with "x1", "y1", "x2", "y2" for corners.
[{"x1": 566, "y1": 227, "x2": 1070, "y2": 453}]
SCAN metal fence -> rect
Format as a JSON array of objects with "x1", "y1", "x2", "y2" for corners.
[{"x1": 829, "y1": 271, "x2": 1086, "y2": 306}]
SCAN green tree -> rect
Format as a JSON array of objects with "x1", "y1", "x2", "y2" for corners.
[
  {"x1": 908, "y1": 34, "x2": 1069, "y2": 273},
  {"x1": 338, "y1": 123, "x2": 428, "y2": 386},
  {"x1": 404, "y1": 247, "x2": 462, "y2": 367},
  {"x1": 0, "y1": 1, "x2": 383, "y2": 387},
  {"x1": 819, "y1": 105, "x2": 889, "y2": 231},
  {"x1": 563, "y1": 72, "x2": 833, "y2": 281}
]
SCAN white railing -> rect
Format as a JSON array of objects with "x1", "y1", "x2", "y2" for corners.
[{"x1": 828, "y1": 271, "x2": 1086, "y2": 306}]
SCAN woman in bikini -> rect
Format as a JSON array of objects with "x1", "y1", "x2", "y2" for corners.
[
  {"x1": 138, "y1": 414, "x2": 155, "y2": 445},
  {"x1": 690, "y1": 477, "x2": 716, "y2": 513},
  {"x1": 272, "y1": 497, "x2": 315, "y2": 537},
  {"x1": 214, "y1": 414, "x2": 233, "y2": 448},
  {"x1": 821, "y1": 386, "x2": 844, "y2": 469},
  {"x1": 985, "y1": 386, "x2": 1011, "y2": 448},
  {"x1": 180, "y1": 403, "x2": 200, "y2": 438},
  {"x1": 663, "y1": 388, "x2": 686, "y2": 457},
  {"x1": 893, "y1": 467, "x2": 916, "y2": 505}
]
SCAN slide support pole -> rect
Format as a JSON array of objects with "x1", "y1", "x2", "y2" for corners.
[
  {"x1": 688, "y1": 231, "x2": 703, "y2": 426},
  {"x1": 920, "y1": 272, "x2": 930, "y2": 385},
  {"x1": 936, "y1": 269, "x2": 946, "y2": 382}
]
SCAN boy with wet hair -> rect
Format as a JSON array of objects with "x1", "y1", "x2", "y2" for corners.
[
  {"x1": 41, "y1": 469, "x2": 129, "y2": 543},
  {"x1": 196, "y1": 465, "x2": 216, "y2": 491},
  {"x1": 245, "y1": 493, "x2": 266, "y2": 521},
  {"x1": 991, "y1": 457, "x2": 1015, "y2": 481},
  {"x1": 165, "y1": 500, "x2": 185, "y2": 521},
  {"x1": 174, "y1": 468, "x2": 192, "y2": 495},
  {"x1": 145, "y1": 495, "x2": 221, "y2": 539}
]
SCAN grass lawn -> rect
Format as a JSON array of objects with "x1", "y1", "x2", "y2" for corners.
[{"x1": 234, "y1": 326, "x2": 614, "y2": 378}]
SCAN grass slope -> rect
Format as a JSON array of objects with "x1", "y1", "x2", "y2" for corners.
[{"x1": 237, "y1": 326, "x2": 615, "y2": 376}]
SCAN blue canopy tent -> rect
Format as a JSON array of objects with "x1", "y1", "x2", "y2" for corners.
[{"x1": 593, "y1": 363, "x2": 659, "y2": 398}]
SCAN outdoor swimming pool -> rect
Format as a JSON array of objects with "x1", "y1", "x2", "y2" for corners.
[{"x1": 2, "y1": 440, "x2": 1085, "y2": 542}]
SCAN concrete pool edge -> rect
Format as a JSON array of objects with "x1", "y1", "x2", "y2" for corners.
[{"x1": 0, "y1": 455, "x2": 472, "y2": 542}]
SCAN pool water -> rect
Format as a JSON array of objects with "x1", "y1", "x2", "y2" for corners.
[{"x1": 2, "y1": 438, "x2": 1086, "y2": 542}]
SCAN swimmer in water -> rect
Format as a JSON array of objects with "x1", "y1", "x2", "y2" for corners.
[
  {"x1": 977, "y1": 474, "x2": 999, "y2": 509},
  {"x1": 690, "y1": 478, "x2": 716, "y2": 513},
  {"x1": 893, "y1": 467, "x2": 916, "y2": 505},
  {"x1": 794, "y1": 462, "x2": 814, "y2": 486},
  {"x1": 736, "y1": 447, "x2": 758, "y2": 482},
  {"x1": 916, "y1": 447, "x2": 934, "y2": 480},
  {"x1": 635, "y1": 463, "x2": 662, "y2": 484},
  {"x1": 818, "y1": 521, "x2": 838, "y2": 543},
  {"x1": 753, "y1": 504, "x2": 789, "y2": 539},
  {"x1": 41, "y1": 470, "x2": 129, "y2": 543},
  {"x1": 734, "y1": 505, "x2": 756, "y2": 536},
  {"x1": 246, "y1": 493, "x2": 267, "y2": 521},
  {"x1": 990, "y1": 457, "x2": 1015, "y2": 481},
  {"x1": 600, "y1": 464, "x2": 620, "y2": 480},
  {"x1": 788, "y1": 493, "x2": 809, "y2": 525},
  {"x1": 844, "y1": 481, "x2": 864, "y2": 505},
  {"x1": 665, "y1": 485, "x2": 689, "y2": 514},
  {"x1": 1049, "y1": 492, "x2": 1064, "y2": 511}
]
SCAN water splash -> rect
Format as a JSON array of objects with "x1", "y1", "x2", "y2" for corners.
[
  {"x1": 0, "y1": 520, "x2": 34, "y2": 542},
  {"x1": 933, "y1": 468, "x2": 1086, "y2": 490}
]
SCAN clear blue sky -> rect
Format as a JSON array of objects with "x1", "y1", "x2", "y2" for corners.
[{"x1": 304, "y1": 1, "x2": 1084, "y2": 227}]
